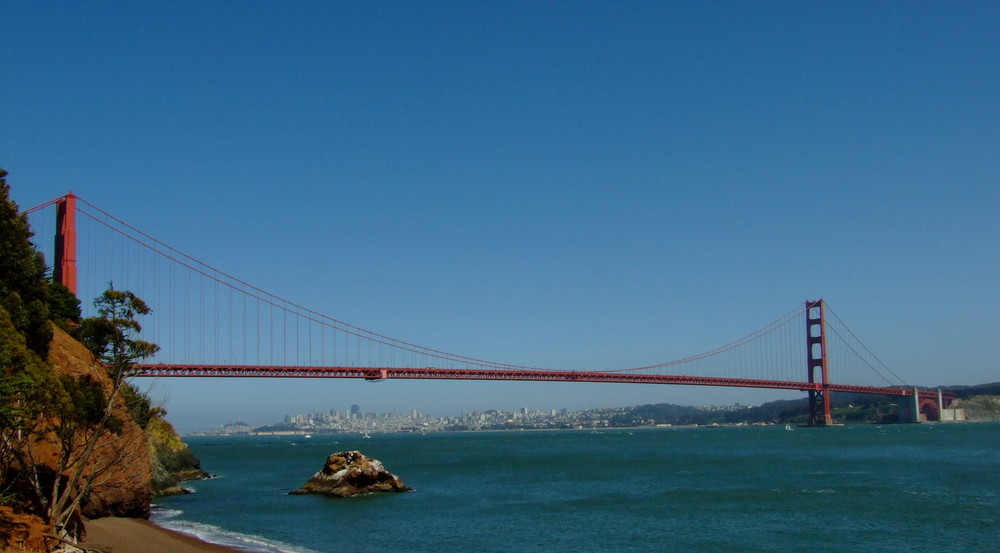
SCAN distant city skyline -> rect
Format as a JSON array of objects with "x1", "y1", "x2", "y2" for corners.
[{"x1": 192, "y1": 399, "x2": 769, "y2": 436}]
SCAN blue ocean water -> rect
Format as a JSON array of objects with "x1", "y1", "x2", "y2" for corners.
[{"x1": 153, "y1": 424, "x2": 1000, "y2": 553}]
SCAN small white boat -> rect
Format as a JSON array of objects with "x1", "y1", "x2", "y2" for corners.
[{"x1": 785, "y1": 424, "x2": 795, "y2": 431}]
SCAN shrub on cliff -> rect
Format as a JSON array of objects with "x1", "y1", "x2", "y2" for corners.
[
  {"x1": 0, "y1": 305, "x2": 62, "y2": 505},
  {"x1": 147, "y1": 417, "x2": 210, "y2": 496}
]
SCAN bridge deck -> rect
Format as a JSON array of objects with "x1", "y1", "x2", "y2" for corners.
[{"x1": 138, "y1": 364, "x2": 944, "y2": 400}]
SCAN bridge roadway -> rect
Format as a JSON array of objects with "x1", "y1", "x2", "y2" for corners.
[{"x1": 137, "y1": 364, "x2": 944, "y2": 401}]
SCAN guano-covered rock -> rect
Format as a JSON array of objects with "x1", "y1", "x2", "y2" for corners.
[{"x1": 289, "y1": 450, "x2": 411, "y2": 498}]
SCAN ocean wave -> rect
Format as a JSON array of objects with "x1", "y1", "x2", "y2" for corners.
[
  {"x1": 150, "y1": 505, "x2": 183, "y2": 520},
  {"x1": 150, "y1": 511, "x2": 320, "y2": 553}
]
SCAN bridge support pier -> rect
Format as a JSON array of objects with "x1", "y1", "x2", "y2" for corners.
[
  {"x1": 806, "y1": 300, "x2": 833, "y2": 426},
  {"x1": 53, "y1": 193, "x2": 78, "y2": 296},
  {"x1": 897, "y1": 387, "x2": 924, "y2": 423}
]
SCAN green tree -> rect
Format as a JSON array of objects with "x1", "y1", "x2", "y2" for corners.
[
  {"x1": 85, "y1": 288, "x2": 160, "y2": 376},
  {"x1": 48, "y1": 281, "x2": 81, "y2": 329},
  {"x1": 0, "y1": 169, "x2": 52, "y2": 357}
]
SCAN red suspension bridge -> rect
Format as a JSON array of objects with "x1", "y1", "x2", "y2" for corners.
[{"x1": 24, "y1": 193, "x2": 952, "y2": 426}]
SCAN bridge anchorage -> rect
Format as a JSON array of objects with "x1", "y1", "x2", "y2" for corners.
[{"x1": 30, "y1": 192, "x2": 955, "y2": 425}]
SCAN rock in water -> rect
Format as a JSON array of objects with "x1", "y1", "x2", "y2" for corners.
[{"x1": 289, "y1": 450, "x2": 411, "y2": 498}]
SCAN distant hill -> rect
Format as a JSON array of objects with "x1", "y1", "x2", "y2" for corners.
[
  {"x1": 942, "y1": 382, "x2": 1000, "y2": 398},
  {"x1": 616, "y1": 384, "x2": 1000, "y2": 426},
  {"x1": 613, "y1": 395, "x2": 890, "y2": 426}
]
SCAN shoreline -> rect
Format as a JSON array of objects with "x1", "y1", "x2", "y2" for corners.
[
  {"x1": 192, "y1": 418, "x2": 987, "y2": 438},
  {"x1": 80, "y1": 517, "x2": 250, "y2": 553}
]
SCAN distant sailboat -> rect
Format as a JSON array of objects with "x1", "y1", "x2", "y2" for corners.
[{"x1": 785, "y1": 424, "x2": 795, "y2": 431}]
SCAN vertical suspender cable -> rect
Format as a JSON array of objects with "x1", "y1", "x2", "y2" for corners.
[
  {"x1": 217, "y1": 276, "x2": 222, "y2": 362},
  {"x1": 196, "y1": 271, "x2": 201, "y2": 362},
  {"x1": 240, "y1": 288, "x2": 244, "y2": 365},
  {"x1": 186, "y1": 268, "x2": 190, "y2": 363},
  {"x1": 168, "y1": 254, "x2": 174, "y2": 363}
]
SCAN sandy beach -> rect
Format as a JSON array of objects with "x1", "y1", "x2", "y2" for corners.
[{"x1": 80, "y1": 517, "x2": 247, "y2": 553}]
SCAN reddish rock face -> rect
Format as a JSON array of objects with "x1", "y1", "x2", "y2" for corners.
[
  {"x1": 0, "y1": 507, "x2": 50, "y2": 552},
  {"x1": 44, "y1": 325, "x2": 153, "y2": 519},
  {"x1": 2, "y1": 326, "x2": 155, "y2": 551},
  {"x1": 290, "y1": 450, "x2": 411, "y2": 498}
]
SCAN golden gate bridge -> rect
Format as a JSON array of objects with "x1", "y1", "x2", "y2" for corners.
[{"x1": 24, "y1": 193, "x2": 952, "y2": 425}]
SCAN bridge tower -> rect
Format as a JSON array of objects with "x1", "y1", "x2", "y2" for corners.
[
  {"x1": 53, "y1": 193, "x2": 78, "y2": 295},
  {"x1": 806, "y1": 299, "x2": 833, "y2": 426}
]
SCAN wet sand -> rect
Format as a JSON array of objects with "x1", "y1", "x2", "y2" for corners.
[{"x1": 80, "y1": 517, "x2": 248, "y2": 553}]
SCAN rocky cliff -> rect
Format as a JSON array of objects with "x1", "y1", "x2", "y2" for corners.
[
  {"x1": 1, "y1": 324, "x2": 207, "y2": 551},
  {"x1": 0, "y1": 507, "x2": 50, "y2": 552},
  {"x1": 44, "y1": 324, "x2": 154, "y2": 520},
  {"x1": 148, "y1": 416, "x2": 210, "y2": 496},
  {"x1": 953, "y1": 396, "x2": 1000, "y2": 421}
]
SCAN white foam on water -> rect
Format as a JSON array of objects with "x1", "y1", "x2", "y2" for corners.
[{"x1": 150, "y1": 508, "x2": 320, "y2": 553}]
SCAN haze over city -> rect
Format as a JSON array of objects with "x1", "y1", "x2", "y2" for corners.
[{"x1": 3, "y1": 2, "x2": 997, "y2": 434}]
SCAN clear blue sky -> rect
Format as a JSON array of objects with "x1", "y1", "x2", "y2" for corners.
[{"x1": 3, "y1": 1, "x2": 997, "y2": 433}]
